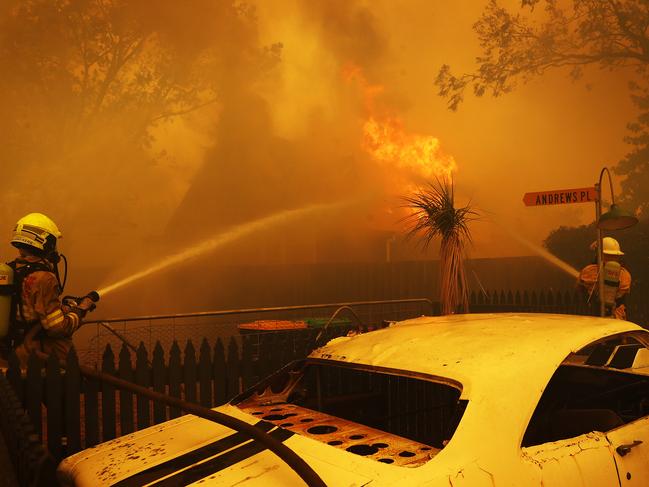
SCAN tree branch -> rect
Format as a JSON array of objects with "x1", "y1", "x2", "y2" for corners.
[
  {"x1": 436, "y1": 0, "x2": 649, "y2": 109},
  {"x1": 150, "y1": 96, "x2": 220, "y2": 123}
]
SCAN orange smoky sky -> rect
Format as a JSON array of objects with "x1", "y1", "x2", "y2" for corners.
[
  {"x1": 251, "y1": 0, "x2": 636, "y2": 257},
  {"x1": 0, "y1": 0, "x2": 638, "y2": 297}
]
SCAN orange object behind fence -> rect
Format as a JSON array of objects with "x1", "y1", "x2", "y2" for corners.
[{"x1": 238, "y1": 320, "x2": 308, "y2": 331}]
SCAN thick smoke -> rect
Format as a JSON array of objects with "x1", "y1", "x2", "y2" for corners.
[{"x1": 0, "y1": 0, "x2": 637, "y2": 315}]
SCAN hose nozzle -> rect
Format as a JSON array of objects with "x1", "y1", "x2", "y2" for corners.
[{"x1": 86, "y1": 290, "x2": 100, "y2": 302}]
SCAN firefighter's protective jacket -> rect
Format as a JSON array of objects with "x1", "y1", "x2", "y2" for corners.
[
  {"x1": 11, "y1": 255, "x2": 80, "y2": 362},
  {"x1": 578, "y1": 263, "x2": 631, "y2": 319}
]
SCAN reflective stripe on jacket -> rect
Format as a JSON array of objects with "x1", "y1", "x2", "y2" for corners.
[{"x1": 578, "y1": 264, "x2": 631, "y2": 298}]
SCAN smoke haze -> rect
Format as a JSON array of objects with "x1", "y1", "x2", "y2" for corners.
[{"x1": 0, "y1": 1, "x2": 638, "y2": 313}]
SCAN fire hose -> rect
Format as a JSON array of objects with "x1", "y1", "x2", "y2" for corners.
[
  {"x1": 56, "y1": 291, "x2": 327, "y2": 486},
  {"x1": 34, "y1": 347, "x2": 327, "y2": 487},
  {"x1": 81, "y1": 365, "x2": 327, "y2": 487},
  {"x1": 65, "y1": 291, "x2": 148, "y2": 365}
]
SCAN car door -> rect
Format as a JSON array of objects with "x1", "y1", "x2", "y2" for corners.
[
  {"x1": 521, "y1": 330, "x2": 649, "y2": 486},
  {"x1": 603, "y1": 333, "x2": 649, "y2": 485},
  {"x1": 607, "y1": 416, "x2": 649, "y2": 485},
  {"x1": 522, "y1": 432, "x2": 621, "y2": 487}
]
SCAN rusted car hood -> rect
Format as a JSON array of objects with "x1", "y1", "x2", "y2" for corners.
[{"x1": 57, "y1": 405, "x2": 410, "y2": 486}]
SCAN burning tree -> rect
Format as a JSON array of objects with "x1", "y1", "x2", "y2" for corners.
[{"x1": 403, "y1": 179, "x2": 477, "y2": 315}]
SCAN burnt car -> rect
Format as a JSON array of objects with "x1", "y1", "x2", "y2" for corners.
[{"x1": 58, "y1": 314, "x2": 649, "y2": 486}]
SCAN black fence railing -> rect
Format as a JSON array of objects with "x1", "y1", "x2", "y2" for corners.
[
  {"x1": 74, "y1": 298, "x2": 434, "y2": 367},
  {"x1": 467, "y1": 289, "x2": 648, "y2": 326},
  {"x1": 5, "y1": 321, "x2": 368, "y2": 465}
]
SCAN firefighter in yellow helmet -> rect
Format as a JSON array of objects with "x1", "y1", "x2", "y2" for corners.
[
  {"x1": 3, "y1": 213, "x2": 97, "y2": 365},
  {"x1": 578, "y1": 237, "x2": 631, "y2": 320}
]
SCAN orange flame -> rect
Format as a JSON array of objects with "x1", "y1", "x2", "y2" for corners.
[
  {"x1": 362, "y1": 116, "x2": 456, "y2": 179},
  {"x1": 344, "y1": 64, "x2": 457, "y2": 181},
  {"x1": 342, "y1": 64, "x2": 384, "y2": 112}
]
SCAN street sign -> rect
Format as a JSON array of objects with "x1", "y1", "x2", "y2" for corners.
[{"x1": 523, "y1": 187, "x2": 597, "y2": 207}]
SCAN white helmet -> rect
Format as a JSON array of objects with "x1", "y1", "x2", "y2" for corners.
[
  {"x1": 11, "y1": 212, "x2": 62, "y2": 253},
  {"x1": 602, "y1": 237, "x2": 624, "y2": 256}
]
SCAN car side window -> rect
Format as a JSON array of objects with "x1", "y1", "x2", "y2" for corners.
[{"x1": 522, "y1": 331, "x2": 649, "y2": 447}]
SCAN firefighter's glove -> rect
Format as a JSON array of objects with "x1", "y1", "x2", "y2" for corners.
[
  {"x1": 69, "y1": 296, "x2": 96, "y2": 320},
  {"x1": 62, "y1": 296, "x2": 78, "y2": 308}
]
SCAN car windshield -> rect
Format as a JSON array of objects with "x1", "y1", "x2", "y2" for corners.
[{"x1": 233, "y1": 360, "x2": 466, "y2": 467}]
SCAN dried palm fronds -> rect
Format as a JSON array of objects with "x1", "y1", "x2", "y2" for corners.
[{"x1": 403, "y1": 178, "x2": 477, "y2": 315}]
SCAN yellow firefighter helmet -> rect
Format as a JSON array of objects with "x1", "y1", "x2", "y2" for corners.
[
  {"x1": 11, "y1": 212, "x2": 62, "y2": 252},
  {"x1": 602, "y1": 237, "x2": 624, "y2": 256}
]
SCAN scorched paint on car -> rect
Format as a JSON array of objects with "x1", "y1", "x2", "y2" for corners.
[{"x1": 58, "y1": 313, "x2": 649, "y2": 486}]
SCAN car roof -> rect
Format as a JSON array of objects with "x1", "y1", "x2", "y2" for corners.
[
  {"x1": 311, "y1": 313, "x2": 646, "y2": 453},
  {"x1": 311, "y1": 313, "x2": 644, "y2": 399}
]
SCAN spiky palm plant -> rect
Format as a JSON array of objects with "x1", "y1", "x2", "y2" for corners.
[{"x1": 403, "y1": 179, "x2": 477, "y2": 315}]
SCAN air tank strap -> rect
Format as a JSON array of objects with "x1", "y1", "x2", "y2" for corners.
[{"x1": 8, "y1": 260, "x2": 53, "y2": 325}]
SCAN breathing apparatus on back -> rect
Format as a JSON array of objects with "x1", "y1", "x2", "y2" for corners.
[
  {"x1": 0, "y1": 263, "x2": 13, "y2": 338},
  {"x1": 601, "y1": 260, "x2": 622, "y2": 316},
  {"x1": 601, "y1": 237, "x2": 626, "y2": 317}
]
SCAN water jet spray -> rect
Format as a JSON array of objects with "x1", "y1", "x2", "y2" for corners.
[
  {"x1": 96, "y1": 201, "x2": 350, "y2": 298},
  {"x1": 490, "y1": 219, "x2": 580, "y2": 278},
  {"x1": 508, "y1": 232, "x2": 579, "y2": 278}
]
